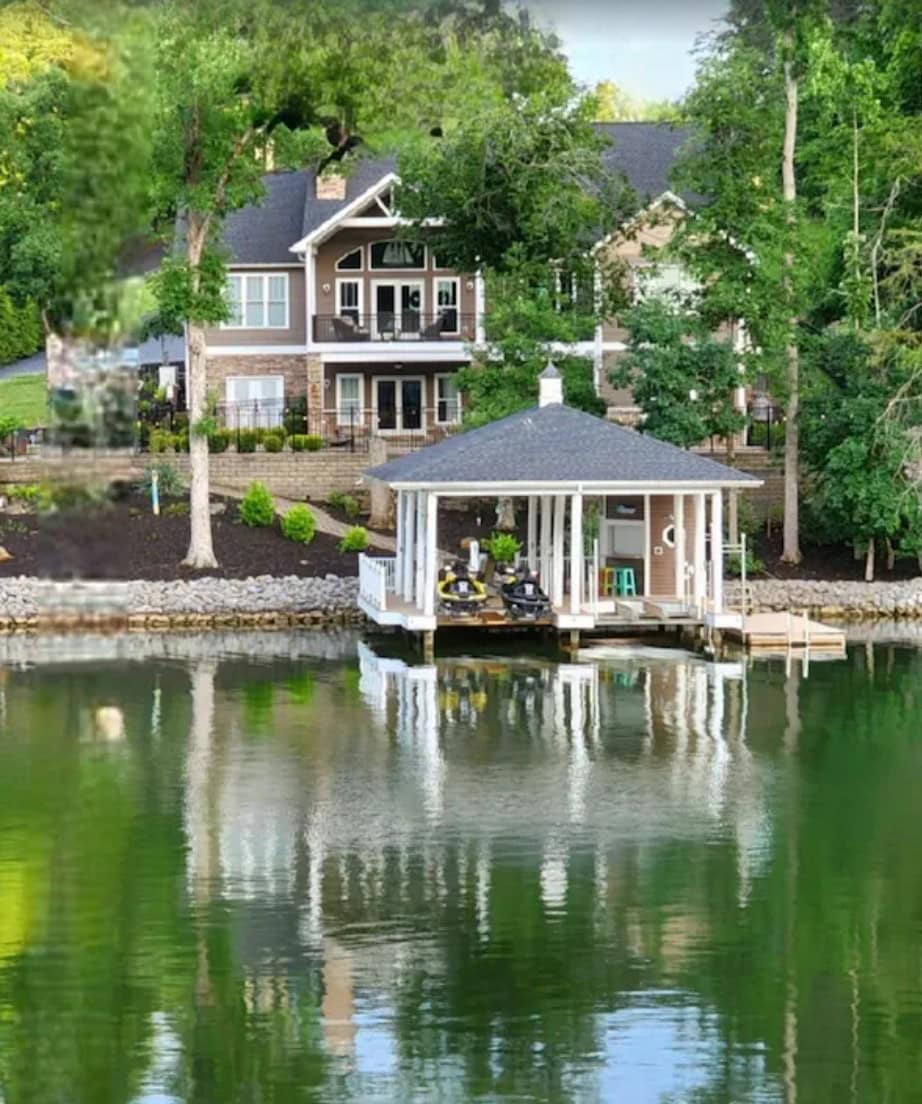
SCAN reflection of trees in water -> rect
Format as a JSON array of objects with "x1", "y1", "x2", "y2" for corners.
[{"x1": 4, "y1": 642, "x2": 922, "y2": 1100}]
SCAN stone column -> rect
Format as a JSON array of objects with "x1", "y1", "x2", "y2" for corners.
[
  {"x1": 306, "y1": 354, "x2": 324, "y2": 435},
  {"x1": 367, "y1": 436, "x2": 393, "y2": 530}
]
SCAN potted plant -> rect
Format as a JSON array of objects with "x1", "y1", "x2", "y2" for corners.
[{"x1": 486, "y1": 531, "x2": 522, "y2": 574}]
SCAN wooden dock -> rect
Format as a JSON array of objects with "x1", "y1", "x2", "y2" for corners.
[{"x1": 729, "y1": 611, "x2": 846, "y2": 654}]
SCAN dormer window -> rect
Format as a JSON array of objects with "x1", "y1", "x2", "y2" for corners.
[
  {"x1": 336, "y1": 248, "x2": 362, "y2": 271},
  {"x1": 370, "y1": 240, "x2": 425, "y2": 270}
]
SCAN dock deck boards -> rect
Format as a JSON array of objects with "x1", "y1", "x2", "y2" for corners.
[{"x1": 734, "y1": 612, "x2": 846, "y2": 652}]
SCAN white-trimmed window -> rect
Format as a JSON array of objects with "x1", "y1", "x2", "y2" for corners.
[
  {"x1": 436, "y1": 278, "x2": 460, "y2": 334},
  {"x1": 336, "y1": 247, "x2": 363, "y2": 271},
  {"x1": 225, "y1": 375, "x2": 285, "y2": 428},
  {"x1": 224, "y1": 273, "x2": 289, "y2": 329},
  {"x1": 336, "y1": 279, "x2": 362, "y2": 323},
  {"x1": 336, "y1": 373, "x2": 363, "y2": 427},
  {"x1": 370, "y1": 240, "x2": 426, "y2": 270},
  {"x1": 634, "y1": 262, "x2": 700, "y2": 304},
  {"x1": 435, "y1": 373, "x2": 461, "y2": 425}
]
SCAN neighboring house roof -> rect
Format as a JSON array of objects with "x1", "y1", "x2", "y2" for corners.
[
  {"x1": 0, "y1": 333, "x2": 185, "y2": 380},
  {"x1": 593, "y1": 122, "x2": 696, "y2": 205},
  {"x1": 367, "y1": 402, "x2": 759, "y2": 488}
]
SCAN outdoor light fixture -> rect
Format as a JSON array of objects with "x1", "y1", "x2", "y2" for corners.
[
  {"x1": 466, "y1": 279, "x2": 475, "y2": 290},
  {"x1": 322, "y1": 282, "x2": 331, "y2": 293}
]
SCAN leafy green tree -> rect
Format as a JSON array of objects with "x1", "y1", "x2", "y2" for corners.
[
  {"x1": 592, "y1": 79, "x2": 679, "y2": 123},
  {"x1": 801, "y1": 330, "x2": 922, "y2": 580},
  {"x1": 615, "y1": 297, "x2": 746, "y2": 450},
  {"x1": 456, "y1": 257, "x2": 609, "y2": 427}
]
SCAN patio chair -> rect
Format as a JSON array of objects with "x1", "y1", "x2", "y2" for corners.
[{"x1": 420, "y1": 316, "x2": 445, "y2": 341}]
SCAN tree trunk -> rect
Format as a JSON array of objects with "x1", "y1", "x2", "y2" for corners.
[
  {"x1": 495, "y1": 496, "x2": 516, "y2": 532},
  {"x1": 183, "y1": 214, "x2": 218, "y2": 569},
  {"x1": 184, "y1": 319, "x2": 218, "y2": 568},
  {"x1": 781, "y1": 35, "x2": 802, "y2": 565},
  {"x1": 864, "y1": 539, "x2": 875, "y2": 583},
  {"x1": 886, "y1": 537, "x2": 895, "y2": 572}
]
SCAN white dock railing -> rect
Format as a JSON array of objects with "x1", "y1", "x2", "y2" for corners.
[{"x1": 358, "y1": 554, "x2": 396, "y2": 611}]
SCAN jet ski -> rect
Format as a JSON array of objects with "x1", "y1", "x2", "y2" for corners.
[
  {"x1": 500, "y1": 567, "x2": 551, "y2": 620},
  {"x1": 437, "y1": 562, "x2": 488, "y2": 616}
]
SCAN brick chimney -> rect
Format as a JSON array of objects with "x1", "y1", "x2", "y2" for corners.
[{"x1": 316, "y1": 170, "x2": 346, "y2": 201}]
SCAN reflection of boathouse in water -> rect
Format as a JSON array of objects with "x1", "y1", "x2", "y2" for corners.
[{"x1": 176, "y1": 639, "x2": 772, "y2": 1077}]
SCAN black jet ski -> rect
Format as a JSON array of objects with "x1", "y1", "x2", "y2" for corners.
[
  {"x1": 437, "y1": 562, "x2": 488, "y2": 616},
  {"x1": 501, "y1": 567, "x2": 551, "y2": 620}
]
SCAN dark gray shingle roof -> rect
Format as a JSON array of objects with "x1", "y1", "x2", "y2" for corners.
[
  {"x1": 223, "y1": 172, "x2": 309, "y2": 264},
  {"x1": 368, "y1": 404, "x2": 760, "y2": 487},
  {"x1": 221, "y1": 157, "x2": 396, "y2": 264},
  {"x1": 593, "y1": 122, "x2": 696, "y2": 205}
]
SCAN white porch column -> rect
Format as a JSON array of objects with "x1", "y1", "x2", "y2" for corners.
[
  {"x1": 674, "y1": 494, "x2": 686, "y2": 600},
  {"x1": 552, "y1": 495, "x2": 566, "y2": 607},
  {"x1": 402, "y1": 491, "x2": 416, "y2": 601},
  {"x1": 569, "y1": 492, "x2": 583, "y2": 614},
  {"x1": 423, "y1": 492, "x2": 438, "y2": 618},
  {"x1": 710, "y1": 490, "x2": 724, "y2": 612},
  {"x1": 415, "y1": 492, "x2": 427, "y2": 611},
  {"x1": 527, "y1": 496, "x2": 538, "y2": 571},
  {"x1": 540, "y1": 495, "x2": 552, "y2": 586},
  {"x1": 694, "y1": 492, "x2": 706, "y2": 608},
  {"x1": 395, "y1": 490, "x2": 405, "y2": 596}
]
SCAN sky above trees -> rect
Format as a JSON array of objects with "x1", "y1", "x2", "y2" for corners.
[{"x1": 521, "y1": 0, "x2": 729, "y2": 100}]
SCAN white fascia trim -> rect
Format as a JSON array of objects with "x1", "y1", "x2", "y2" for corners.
[
  {"x1": 337, "y1": 216, "x2": 445, "y2": 229},
  {"x1": 590, "y1": 191, "x2": 689, "y2": 256},
  {"x1": 206, "y1": 344, "x2": 307, "y2": 355},
  {"x1": 288, "y1": 172, "x2": 399, "y2": 253},
  {"x1": 318, "y1": 346, "x2": 471, "y2": 363},
  {"x1": 227, "y1": 262, "x2": 301, "y2": 269},
  {"x1": 377, "y1": 479, "x2": 764, "y2": 494}
]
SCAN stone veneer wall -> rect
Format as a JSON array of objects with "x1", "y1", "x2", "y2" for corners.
[
  {"x1": 206, "y1": 354, "x2": 309, "y2": 402},
  {"x1": 0, "y1": 451, "x2": 368, "y2": 502}
]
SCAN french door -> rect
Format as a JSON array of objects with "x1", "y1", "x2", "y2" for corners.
[
  {"x1": 374, "y1": 281, "x2": 423, "y2": 337},
  {"x1": 374, "y1": 377, "x2": 423, "y2": 433}
]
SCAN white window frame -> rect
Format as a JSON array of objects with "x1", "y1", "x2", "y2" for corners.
[
  {"x1": 434, "y1": 372, "x2": 461, "y2": 425},
  {"x1": 373, "y1": 375, "x2": 426, "y2": 434},
  {"x1": 335, "y1": 373, "x2": 363, "y2": 427},
  {"x1": 369, "y1": 239, "x2": 427, "y2": 271},
  {"x1": 335, "y1": 277, "x2": 363, "y2": 320},
  {"x1": 335, "y1": 246, "x2": 364, "y2": 272},
  {"x1": 224, "y1": 374, "x2": 285, "y2": 428},
  {"x1": 435, "y1": 277, "x2": 461, "y2": 335},
  {"x1": 222, "y1": 272, "x2": 290, "y2": 330}
]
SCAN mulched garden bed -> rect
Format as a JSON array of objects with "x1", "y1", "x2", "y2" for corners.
[
  {"x1": 0, "y1": 493, "x2": 360, "y2": 581},
  {"x1": 751, "y1": 531, "x2": 921, "y2": 583}
]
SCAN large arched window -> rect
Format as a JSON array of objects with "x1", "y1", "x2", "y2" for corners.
[{"x1": 370, "y1": 240, "x2": 426, "y2": 270}]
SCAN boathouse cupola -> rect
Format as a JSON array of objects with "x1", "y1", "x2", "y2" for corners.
[{"x1": 538, "y1": 363, "x2": 563, "y2": 407}]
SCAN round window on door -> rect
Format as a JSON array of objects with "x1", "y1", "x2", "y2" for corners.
[{"x1": 662, "y1": 524, "x2": 676, "y2": 549}]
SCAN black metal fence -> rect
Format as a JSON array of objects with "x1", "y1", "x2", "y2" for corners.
[
  {"x1": 745, "y1": 400, "x2": 784, "y2": 449},
  {"x1": 313, "y1": 312, "x2": 477, "y2": 342}
]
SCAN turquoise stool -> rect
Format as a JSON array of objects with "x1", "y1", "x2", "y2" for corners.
[{"x1": 615, "y1": 567, "x2": 637, "y2": 597}]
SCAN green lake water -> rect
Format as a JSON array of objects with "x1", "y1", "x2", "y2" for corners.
[{"x1": 1, "y1": 629, "x2": 921, "y2": 1103}]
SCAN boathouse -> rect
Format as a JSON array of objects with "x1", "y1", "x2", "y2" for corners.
[{"x1": 358, "y1": 366, "x2": 762, "y2": 643}]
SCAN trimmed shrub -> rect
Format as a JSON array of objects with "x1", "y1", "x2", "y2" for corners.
[
  {"x1": 207, "y1": 428, "x2": 230, "y2": 453},
  {"x1": 338, "y1": 525, "x2": 369, "y2": 553},
  {"x1": 281, "y1": 504, "x2": 316, "y2": 544},
  {"x1": 172, "y1": 430, "x2": 190, "y2": 453},
  {"x1": 237, "y1": 429, "x2": 258, "y2": 453},
  {"x1": 289, "y1": 433, "x2": 316, "y2": 452},
  {"x1": 328, "y1": 491, "x2": 361, "y2": 519},
  {"x1": 238, "y1": 481, "x2": 275, "y2": 527},
  {"x1": 263, "y1": 430, "x2": 284, "y2": 453},
  {"x1": 149, "y1": 428, "x2": 172, "y2": 453}
]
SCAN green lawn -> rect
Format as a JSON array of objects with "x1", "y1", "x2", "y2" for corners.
[{"x1": 0, "y1": 373, "x2": 47, "y2": 427}]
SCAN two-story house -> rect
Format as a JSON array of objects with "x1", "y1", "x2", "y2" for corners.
[{"x1": 201, "y1": 123, "x2": 698, "y2": 438}]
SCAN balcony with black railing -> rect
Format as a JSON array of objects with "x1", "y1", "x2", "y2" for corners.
[{"x1": 313, "y1": 312, "x2": 477, "y2": 343}]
